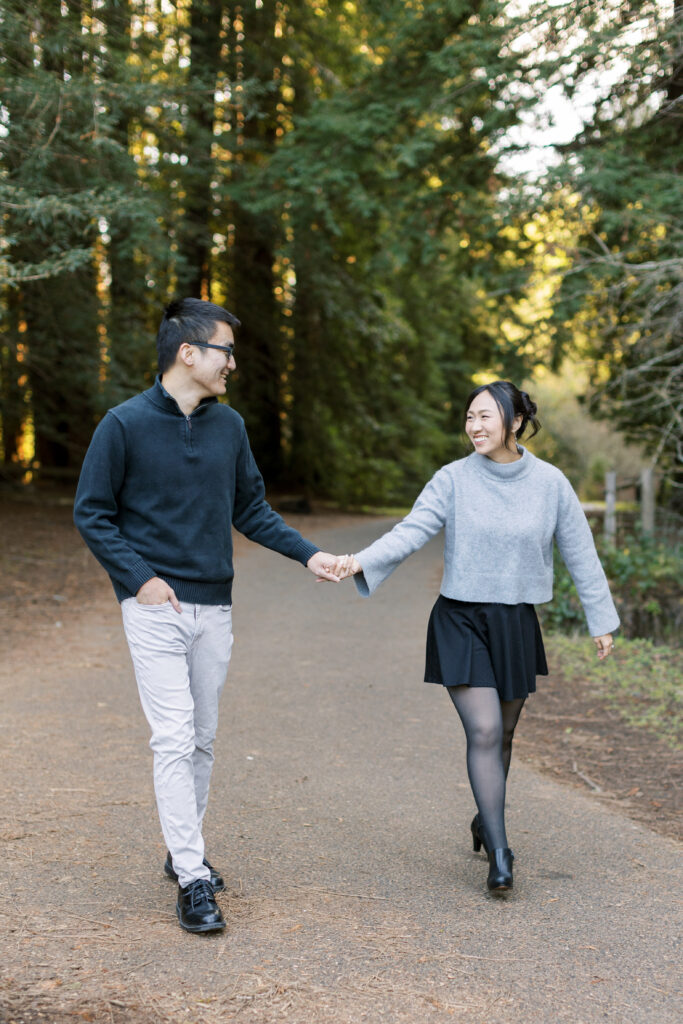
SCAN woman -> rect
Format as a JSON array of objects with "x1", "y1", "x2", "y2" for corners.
[{"x1": 334, "y1": 381, "x2": 618, "y2": 895}]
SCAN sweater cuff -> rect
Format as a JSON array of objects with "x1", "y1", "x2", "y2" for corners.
[
  {"x1": 121, "y1": 558, "x2": 157, "y2": 595},
  {"x1": 353, "y1": 571, "x2": 370, "y2": 598},
  {"x1": 293, "y1": 538, "x2": 320, "y2": 566},
  {"x1": 588, "y1": 611, "x2": 621, "y2": 637},
  {"x1": 352, "y1": 547, "x2": 393, "y2": 597}
]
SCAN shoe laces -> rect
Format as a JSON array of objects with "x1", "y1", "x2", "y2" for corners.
[{"x1": 186, "y1": 878, "x2": 215, "y2": 908}]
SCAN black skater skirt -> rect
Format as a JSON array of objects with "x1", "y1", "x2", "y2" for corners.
[{"x1": 425, "y1": 596, "x2": 548, "y2": 701}]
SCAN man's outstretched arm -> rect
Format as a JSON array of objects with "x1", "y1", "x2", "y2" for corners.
[{"x1": 233, "y1": 428, "x2": 341, "y2": 582}]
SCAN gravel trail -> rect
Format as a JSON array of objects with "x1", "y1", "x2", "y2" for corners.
[{"x1": 1, "y1": 516, "x2": 680, "y2": 1023}]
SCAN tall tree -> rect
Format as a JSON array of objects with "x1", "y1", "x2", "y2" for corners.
[
  {"x1": 0, "y1": 0, "x2": 163, "y2": 472},
  {"x1": 0, "y1": 0, "x2": 548, "y2": 503},
  {"x1": 175, "y1": 0, "x2": 224, "y2": 297},
  {"x1": 219, "y1": 0, "x2": 286, "y2": 481},
  {"x1": 1, "y1": 1, "x2": 100, "y2": 471},
  {"x1": 98, "y1": 0, "x2": 164, "y2": 405},
  {"x1": 529, "y1": 0, "x2": 682, "y2": 503},
  {"x1": 234, "y1": 0, "x2": 537, "y2": 502}
]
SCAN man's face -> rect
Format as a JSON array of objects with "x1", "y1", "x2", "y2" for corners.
[{"x1": 191, "y1": 321, "x2": 236, "y2": 398}]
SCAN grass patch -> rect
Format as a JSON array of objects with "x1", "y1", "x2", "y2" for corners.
[{"x1": 545, "y1": 635, "x2": 682, "y2": 749}]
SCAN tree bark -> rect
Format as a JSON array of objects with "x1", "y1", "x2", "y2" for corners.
[
  {"x1": 25, "y1": 0, "x2": 100, "y2": 471},
  {"x1": 223, "y1": 0, "x2": 283, "y2": 481},
  {"x1": 175, "y1": 0, "x2": 224, "y2": 297}
]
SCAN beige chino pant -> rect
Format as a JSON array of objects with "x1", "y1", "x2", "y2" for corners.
[{"x1": 121, "y1": 598, "x2": 233, "y2": 888}]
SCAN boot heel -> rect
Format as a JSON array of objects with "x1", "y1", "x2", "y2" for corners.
[{"x1": 470, "y1": 814, "x2": 487, "y2": 854}]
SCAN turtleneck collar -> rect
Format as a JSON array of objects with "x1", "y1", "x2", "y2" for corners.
[
  {"x1": 145, "y1": 375, "x2": 218, "y2": 417},
  {"x1": 468, "y1": 445, "x2": 535, "y2": 481}
]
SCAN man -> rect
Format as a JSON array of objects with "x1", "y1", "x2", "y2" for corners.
[{"x1": 74, "y1": 298, "x2": 340, "y2": 934}]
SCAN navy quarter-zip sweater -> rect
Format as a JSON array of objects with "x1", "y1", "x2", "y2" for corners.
[{"x1": 73, "y1": 378, "x2": 319, "y2": 604}]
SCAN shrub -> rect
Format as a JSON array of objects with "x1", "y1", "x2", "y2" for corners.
[{"x1": 539, "y1": 530, "x2": 682, "y2": 642}]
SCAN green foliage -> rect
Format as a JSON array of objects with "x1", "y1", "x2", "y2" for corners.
[
  {"x1": 0, "y1": 0, "x2": 544, "y2": 496},
  {"x1": 524, "y1": 0, "x2": 683, "y2": 505},
  {"x1": 228, "y1": 0, "x2": 539, "y2": 501},
  {"x1": 539, "y1": 561, "x2": 587, "y2": 635},
  {"x1": 6, "y1": 0, "x2": 673, "y2": 508},
  {"x1": 523, "y1": 364, "x2": 649, "y2": 499},
  {"x1": 544, "y1": 635, "x2": 682, "y2": 749},
  {"x1": 0, "y1": 0, "x2": 167, "y2": 469},
  {"x1": 539, "y1": 530, "x2": 683, "y2": 643}
]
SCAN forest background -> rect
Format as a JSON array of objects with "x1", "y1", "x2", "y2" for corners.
[{"x1": 0, "y1": 0, "x2": 680, "y2": 512}]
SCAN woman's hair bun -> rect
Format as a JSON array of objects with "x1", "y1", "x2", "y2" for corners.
[{"x1": 520, "y1": 391, "x2": 537, "y2": 418}]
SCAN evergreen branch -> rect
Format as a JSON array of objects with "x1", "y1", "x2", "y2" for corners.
[
  {"x1": 0, "y1": 248, "x2": 95, "y2": 287},
  {"x1": 41, "y1": 88, "x2": 64, "y2": 151}
]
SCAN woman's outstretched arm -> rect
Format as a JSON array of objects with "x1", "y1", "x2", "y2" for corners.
[{"x1": 335, "y1": 468, "x2": 450, "y2": 596}]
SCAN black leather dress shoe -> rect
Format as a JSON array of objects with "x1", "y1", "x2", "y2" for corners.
[
  {"x1": 164, "y1": 851, "x2": 225, "y2": 893},
  {"x1": 176, "y1": 878, "x2": 226, "y2": 933}
]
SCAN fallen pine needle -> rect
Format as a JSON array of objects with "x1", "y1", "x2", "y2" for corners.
[{"x1": 283, "y1": 882, "x2": 391, "y2": 901}]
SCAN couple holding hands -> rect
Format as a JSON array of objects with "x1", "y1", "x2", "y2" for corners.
[{"x1": 75, "y1": 298, "x2": 618, "y2": 933}]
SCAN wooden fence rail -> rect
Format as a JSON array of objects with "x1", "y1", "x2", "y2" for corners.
[{"x1": 603, "y1": 467, "x2": 655, "y2": 543}]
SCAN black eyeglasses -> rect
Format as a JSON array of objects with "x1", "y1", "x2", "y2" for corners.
[{"x1": 191, "y1": 341, "x2": 235, "y2": 359}]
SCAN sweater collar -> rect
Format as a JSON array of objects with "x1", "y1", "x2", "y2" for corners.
[
  {"x1": 144, "y1": 375, "x2": 218, "y2": 416},
  {"x1": 469, "y1": 445, "x2": 535, "y2": 481}
]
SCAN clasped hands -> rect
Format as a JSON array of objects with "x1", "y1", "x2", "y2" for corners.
[{"x1": 306, "y1": 552, "x2": 361, "y2": 582}]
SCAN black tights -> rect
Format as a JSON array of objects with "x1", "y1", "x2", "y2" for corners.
[{"x1": 447, "y1": 686, "x2": 526, "y2": 851}]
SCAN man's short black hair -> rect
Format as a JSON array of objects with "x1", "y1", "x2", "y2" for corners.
[{"x1": 157, "y1": 298, "x2": 241, "y2": 374}]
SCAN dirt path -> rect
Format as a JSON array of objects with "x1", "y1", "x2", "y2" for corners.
[{"x1": 1, "y1": 505, "x2": 681, "y2": 1023}]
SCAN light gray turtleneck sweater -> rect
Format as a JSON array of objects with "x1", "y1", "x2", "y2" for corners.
[{"x1": 354, "y1": 447, "x2": 620, "y2": 638}]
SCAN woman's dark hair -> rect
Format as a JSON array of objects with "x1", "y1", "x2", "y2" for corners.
[
  {"x1": 464, "y1": 380, "x2": 541, "y2": 447},
  {"x1": 156, "y1": 298, "x2": 241, "y2": 373}
]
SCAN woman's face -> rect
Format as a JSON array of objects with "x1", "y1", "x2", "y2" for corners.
[{"x1": 465, "y1": 390, "x2": 521, "y2": 462}]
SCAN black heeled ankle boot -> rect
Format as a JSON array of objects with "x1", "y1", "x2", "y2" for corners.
[
  {"x1": 470, "y1": 814, "x2": 489, "y2": 854},
  {"x1": 487, "y1": 848, "x2": 514, "y2": 893}
]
